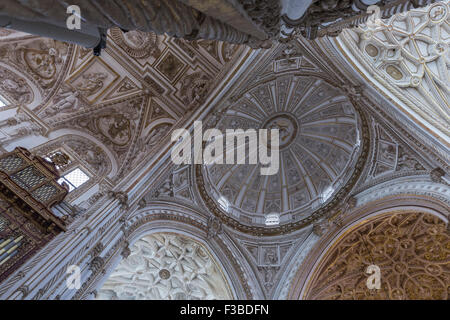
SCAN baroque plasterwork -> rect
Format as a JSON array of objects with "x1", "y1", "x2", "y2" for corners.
[
  {"x1": 0, "y1": 8, "x2": 449, "y2": 301},
  {"x1": 0, "y1": 36, "x2": 73, "y2": 110},
  {"x1": 233, "y1": 228, "x2": 313, "y2": 298},
  {"x1": 31, "y1": 134, "x2": 114, "y2": 202},
  {"x1": 0, "y1": 28, "x2": 244, "y2": 183}
]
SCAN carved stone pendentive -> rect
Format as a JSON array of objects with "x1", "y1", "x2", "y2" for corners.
[
  {"x1": 368, "y1": 123, "x2": 428, "y2": 179},
  {"x1": 312, "y1": 221, "x2": 330, "y2": 237},
  {"x1": 303, "y1": 212, "x2": 450, "y2": 300},
  {"x1": 90, "y1": 242, "x2": 104, "y2": 257},
  {"x1": 347, "y1": 196, "x2": 357, "y2": 209},
  {"x1": 207, "y1": 216, "x2": 223, "y2": 239},
  {"x1": 148, "y1": 173, "x2": 174, "y2": 198},
  {"x1": 258, "y1": 266, "x2": 280, "y2": 292},
  {"x1": 430, "y1": 168, "x2": 448, "y2": 185},
  {"x1": 121, "y1": 242, "x2": 131, "y2": 259}
]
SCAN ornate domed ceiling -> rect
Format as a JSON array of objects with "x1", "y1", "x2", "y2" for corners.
[{"x1": 198, "y1": 75, "x2": 365, "y2": 234}]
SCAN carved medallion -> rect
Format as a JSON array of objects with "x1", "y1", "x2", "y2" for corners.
[
  {"x1": 96, "y1": 114, "x2": 132, "y2": 146},
  {"x1": 262, "y1": 113, "x2": 298, "y2": 149},
  {"x1": 23, "y1": 48, "x2": 56, "y2": 79}
]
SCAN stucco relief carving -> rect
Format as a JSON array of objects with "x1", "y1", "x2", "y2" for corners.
[
  {"x1": 194, "y1": 40, "x2": 239, "y2": 64},
  {"x1": 179, "y1": 71, "x2": 212, "y2": 107},
  {"x1": 40, "y1": 86, "x2": 82, "y2": 118},
  {"x1": 56, "y1": 98, "x2": 143, "y2": 173},
  {"x1": 132, "y1": 124, "x2": 172, "y2": 167},
  {"x1": 97, "y1": 233, "x2": 233, "y2": 300},
  {"x1": 369, "y1": 123, "x2": 427, "y2": 178},
  {"x1": 2, "y1": 38, "x2": 70, "y2": 96},
  {"x1": 30, "y1": 135, "x2": 113, "y2": 203},
  {"x1": 66, "y1": 57, "x2": 119, "y2": 103},
  {"x1": 0, "y1": 111, "x2": 30, "y2": 129},
  {"x1": 34, "y1": 135, "x2": 111, "y2": 178},
  {"x1": 0, "y1": 16, "x2": 245, "y2": 186},
  {"x1": 150, "y1": 174, "x2": 174, "y2": 198},
  {"x1": 0, "y1": 66, "x2": 33, "y2": 104},
  {"x1": 68, "y1": 142, "x2": 109, "y2": 176},
  {"x1": 303, "y1": 212, "x2": 449, "y2": 300}
]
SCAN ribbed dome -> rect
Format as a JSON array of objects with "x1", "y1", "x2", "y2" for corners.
[{"x1": 201, "y1": 75, "x2": 362, "y2": 229}]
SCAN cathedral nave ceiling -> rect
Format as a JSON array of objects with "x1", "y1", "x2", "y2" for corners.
[
  {"x1": 0, "y1": 2, "x2": 449, "y2": 300},
  {"x1": 137, "y1": 36, "x2": 448, "y2": 298}
]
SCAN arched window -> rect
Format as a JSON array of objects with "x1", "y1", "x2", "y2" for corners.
[{"x1": 44, "y1": 150, "x2": 90, "y2": 192}]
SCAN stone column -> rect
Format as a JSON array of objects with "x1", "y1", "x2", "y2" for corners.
[{"x1": 0, "y1": 0, "x2": 271, "y2": 48}]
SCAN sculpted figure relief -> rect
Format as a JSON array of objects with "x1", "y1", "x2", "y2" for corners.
[
  {"x1": 0, "y1": 67, "x2": 33, "y2": 104},
  {"x1": 96, "y1": 114, "x2": 132, "y2": 146},
  {"x1": 76, "y1": 72, "x2": 107, "y2": 96},
  {"x1": 43, "y1": 88, "x2": 81, "y2": 117}
]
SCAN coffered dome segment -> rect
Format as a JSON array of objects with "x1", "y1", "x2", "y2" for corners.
[{"x1": 199, "y1": 75, "x2": 366, "y2": 234}]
